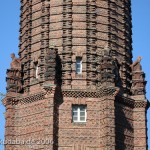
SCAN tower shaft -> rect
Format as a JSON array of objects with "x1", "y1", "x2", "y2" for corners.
[{"x1": 19, "y1": 0, "x2": 132, "y2": 94}]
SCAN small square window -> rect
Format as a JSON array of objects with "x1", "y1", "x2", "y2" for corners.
[{"x1": 72, "y1": 105, "x2": 87, "y2": 123}]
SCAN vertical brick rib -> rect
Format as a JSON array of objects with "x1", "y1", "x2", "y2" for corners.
[
  {"x1": 108, "y1": 0, "x2": 132, "y2": 95},
  {"x1": 61, "y1": 0, "x2": 73, "y2": 89},
  {"x1": 86, "y1": 0, "x2": 97, "y2": 90},
  {"x1": 39, "y1": 1, "x2": 50, "y2": 83},
  {"x1": 19, "y1": 0, "x2": 32, "y2": 93}
]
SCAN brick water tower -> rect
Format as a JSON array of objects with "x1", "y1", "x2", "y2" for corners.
[{"x1": 3, "y1": 0, "x2": 149, "y2": 149}]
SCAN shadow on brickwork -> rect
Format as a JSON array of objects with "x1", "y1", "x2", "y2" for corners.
[
  {"x1": 115, "y1": 100, "x2": 134, "y2": 150},
  {"x1": 53, "y1": 53, "x2": 63, "y2": 150}
]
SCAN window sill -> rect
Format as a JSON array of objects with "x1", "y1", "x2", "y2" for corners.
[
  {"x1": 75, "y1": 74, "x2": 82, "y2": 78},
  {"x1": 72, "y1": 122, "x2": 86, "y2": 126}
]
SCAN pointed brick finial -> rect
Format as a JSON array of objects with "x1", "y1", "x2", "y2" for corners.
[
  {"x1": 10, "y1": 53, "x2": 21, "y2": 69},
  {"x1": 131, "y1": 56, "x2": 142, "y2": 71}
]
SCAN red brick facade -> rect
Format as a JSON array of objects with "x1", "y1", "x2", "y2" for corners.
[{"x1": 3, "y1": 0, "x2": 149, "y2": 149}]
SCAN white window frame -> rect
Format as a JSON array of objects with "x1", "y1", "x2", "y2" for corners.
[
  {"x1": 76, "y1": 57, "x2": 82, "y2": 74},
  {"x1": 35, "y1": 62, "x2": 39, "y2": 79},
  {"x1": 72, "y1": 105, "x2": 87, "y2": 123}
]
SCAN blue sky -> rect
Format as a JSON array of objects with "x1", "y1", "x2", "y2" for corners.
[{"x1": 0, "y1": 0, "x2": 150, "y2": 149}]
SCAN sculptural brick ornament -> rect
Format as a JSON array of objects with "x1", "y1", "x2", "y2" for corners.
[
  {"x1": 131, "y1": 56, "x2": 147, "y2": 96},
  {"x1": 3, "y1": 0, "x2": 149, "y2": 150},
  {"x1": 6, "y1": 53, "x2": 22, "y2": 93}
]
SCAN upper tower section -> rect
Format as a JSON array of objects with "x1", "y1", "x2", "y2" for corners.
[{"x1": 17, "y1": 0, "x2": 133, "y2": 95}]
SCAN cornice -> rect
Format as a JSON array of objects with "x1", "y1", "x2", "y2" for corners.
[
  {"x1": 3, "y1": 86, "x2": 149, "y2": 109},
  {"x1": 62, "y1": 86, "x2": 119, "y2": 98},
  {"x1": 5, "y1": 92, "x2": 45, "y2": 106},
  {"x1": 116, "y1": 95, "x2": 149, "y2": 109}
]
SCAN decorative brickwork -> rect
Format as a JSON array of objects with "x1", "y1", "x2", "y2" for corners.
[
  {"x1": 3, "y1": 0, "x2": 149, "y2": 150},
  {"x1": 131, "y1": 56, "x2": 147, "y2": 96},
  {"x1": 6, "y1": 53, "x2": 23, "y2": 93}
]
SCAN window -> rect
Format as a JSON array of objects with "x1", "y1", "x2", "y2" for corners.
[
  {"x1": 35, "y1": 62, "x2": 39, "y2": 79},
  {"x1": 72, "y1": 105, "x2": 87, "y2": 123},
  {"x1": 76, "y1": 57, "x2": 82, "y2": 74}
]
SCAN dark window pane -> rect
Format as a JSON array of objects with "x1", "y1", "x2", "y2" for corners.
[
  {"x1": 80, "y1": 112, "x2": 85, "y2": 116},
  {"x1": 80, "y1": 117, "x2": 85, "y2": 121},
  {"x1": 73, "y1": 112, "x2": 78, "y2": 116},
  {"x1": 73, "y1": 117, "x2": 78, "y2": 121}
]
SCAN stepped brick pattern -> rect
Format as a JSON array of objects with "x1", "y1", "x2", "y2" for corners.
[{"x1": 3, "y1": 0, "x2": 149, "y2": 150}]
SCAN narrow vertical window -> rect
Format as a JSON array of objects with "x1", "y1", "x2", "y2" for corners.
[
  {"x1": 35, "y1": 62, "x2": 38, "y2": 79},
  {"x1": 76, "y1": 57, "x2": 82, "y2": 74},
  {"x1": 72, "y1": 105, "x2": 87, "y2": 123}
]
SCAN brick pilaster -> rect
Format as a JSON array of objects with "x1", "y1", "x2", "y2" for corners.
[
  {"x1": 100, "y1": 97, "x2": 116, "y2": 150},
  {"x1": 133, "y1": 107, "x2": 148, "y2": 150}
]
